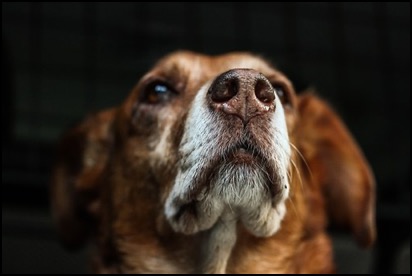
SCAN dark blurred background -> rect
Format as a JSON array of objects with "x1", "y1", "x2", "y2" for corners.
[{"x1": 2, "y1": 2, "x2": 409, "y2": 273}]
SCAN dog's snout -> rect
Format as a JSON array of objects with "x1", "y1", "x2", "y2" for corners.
[{"x1": 208, "y1": 69, "x2": 275, "y2": 124}]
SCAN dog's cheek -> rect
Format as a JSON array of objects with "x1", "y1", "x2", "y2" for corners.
[
  {"x1": 129, "y1": 102, "x2": 172, "y2": 139},
  {"x1": 144, "y1": 114, "x2": 187, "y2": 216},
  {"x1": 171, "y1": 112, "x2": 187, "y2": 150},
  {"x1": 148, "y1": 114, "x2": 185, "y2": 176}
]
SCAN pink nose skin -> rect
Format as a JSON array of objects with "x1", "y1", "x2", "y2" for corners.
[{"x1": 208, "y1": 69, "x2": 276, "y2": 125}]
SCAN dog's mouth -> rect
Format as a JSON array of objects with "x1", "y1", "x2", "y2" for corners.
[
  {"x1": 165, "y1": 134, "x2": 288, "y2": 233},
  {"x1": 226, "y1": 141, "x2": 262, "y2": 165},
  {"x1": 217, "y1": 141, "x2": 279, "y2": 196},
  {"x1": 175, "y1": 139, "x2": 273, "y2": 202},
  {"x1": 196, "y1": 138, "x2": 273, "y2": 194}
]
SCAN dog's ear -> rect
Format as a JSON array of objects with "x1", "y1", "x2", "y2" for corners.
[
  {"x1": 50, "y1": 109, "x2": 115, "y2": 250},
  {"x1": 296, "y1": 93, "x2": 376, "y2": 248}
]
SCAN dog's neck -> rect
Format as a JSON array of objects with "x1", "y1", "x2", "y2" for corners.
[{"x1": 199, "y1": 209, "x2": 237, "y2": 273}]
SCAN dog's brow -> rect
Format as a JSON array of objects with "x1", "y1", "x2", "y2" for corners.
[
  {"x1": 156, "y1": 57, "x2": 198, "y2": 81},
  {"x1": 156, "y1": 62, "x2": 184, "y2": 79},
  {"x1": 153, "y1": 59, "x2": 209, "y2": 93}
]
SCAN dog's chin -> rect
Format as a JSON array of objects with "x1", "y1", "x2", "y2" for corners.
[{"x1": 165, "y1": 151, "x2": 289, "y2": 237}]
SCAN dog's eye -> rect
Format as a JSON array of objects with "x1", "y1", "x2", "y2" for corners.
[
  {"x1": 141, "y1": 81, "x2": 175, "y2": 104},
  {"x1": 272, "y1": 84, "x2": 290, "y2": 107}
]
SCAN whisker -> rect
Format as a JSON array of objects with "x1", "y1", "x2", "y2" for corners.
[
  {"x1": 289, "y1": 158, "x2": 304, "y2": 194},
  {"x1": 286, "y1": 167, "x2": 293, "y2": 184},
  {"x1": 289, "y1": 142, "x2": 313, "y2": 182},
  {"x1": 271, "y1": 130, "x2": 307, "y2": 197}
]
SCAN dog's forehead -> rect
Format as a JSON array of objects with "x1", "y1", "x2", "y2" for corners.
[{"x1": 153, "y1": 51, "x2": 279, "y2": 81}]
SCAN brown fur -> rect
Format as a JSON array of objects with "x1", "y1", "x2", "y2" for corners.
[{"x1": 50, "y1": 51, "x2": 375, "y2": 273}]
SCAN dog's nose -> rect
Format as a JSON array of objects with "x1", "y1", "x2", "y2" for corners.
[{"x1": 208, "y1": 69, "x2": 275, "y2": 124}]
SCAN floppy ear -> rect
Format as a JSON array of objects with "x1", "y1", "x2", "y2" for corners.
[
  {"x1": 50, "y1": 109, "x2": 115, "y2": 250},
  {"x1": 296, "y1": 93, "x2": 376, "y2": 248}
]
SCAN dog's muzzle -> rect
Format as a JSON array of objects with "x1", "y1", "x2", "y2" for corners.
[{"x1": 165, "y1": 69, "x2": 290, "y2": 237}]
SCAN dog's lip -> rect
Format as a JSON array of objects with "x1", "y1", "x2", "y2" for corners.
[
  {"x1": 180, "y1": 138, "x2": 279, "y2": 203},
  {"x1": 226, "y1": 141, "x2": 261, "y2": 163}
]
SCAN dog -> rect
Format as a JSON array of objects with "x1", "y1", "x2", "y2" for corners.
[{"x1": 50, "y1": 51, "x2": 376, "y2": 273}]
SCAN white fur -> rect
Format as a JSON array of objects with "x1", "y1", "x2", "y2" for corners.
[{"x1": 165, "y1": 78, "x2": 291, "y2": 238}]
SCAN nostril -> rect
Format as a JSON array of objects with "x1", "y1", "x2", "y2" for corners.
[
  {"x1": 210, "y1": 78, "x2": 238, "y2": 103},
  {"x1": 209, "y1": 69, "x2": 276, "y2": 124},
  {"x1": 228, "y1": 79, "x2": 238, "y2": 99},
  {"x1": 255, "y1": 79, "x2": 275, "y2": 104}
]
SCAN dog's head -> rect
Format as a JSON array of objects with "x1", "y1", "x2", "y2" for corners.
[{"x1": 51, "y1": 51, "x2": 375, "y2": 270}]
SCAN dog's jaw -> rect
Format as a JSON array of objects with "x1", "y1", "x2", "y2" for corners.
[{"x1": 165, "y1": 80, "x2": 291, "y2": 239}]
